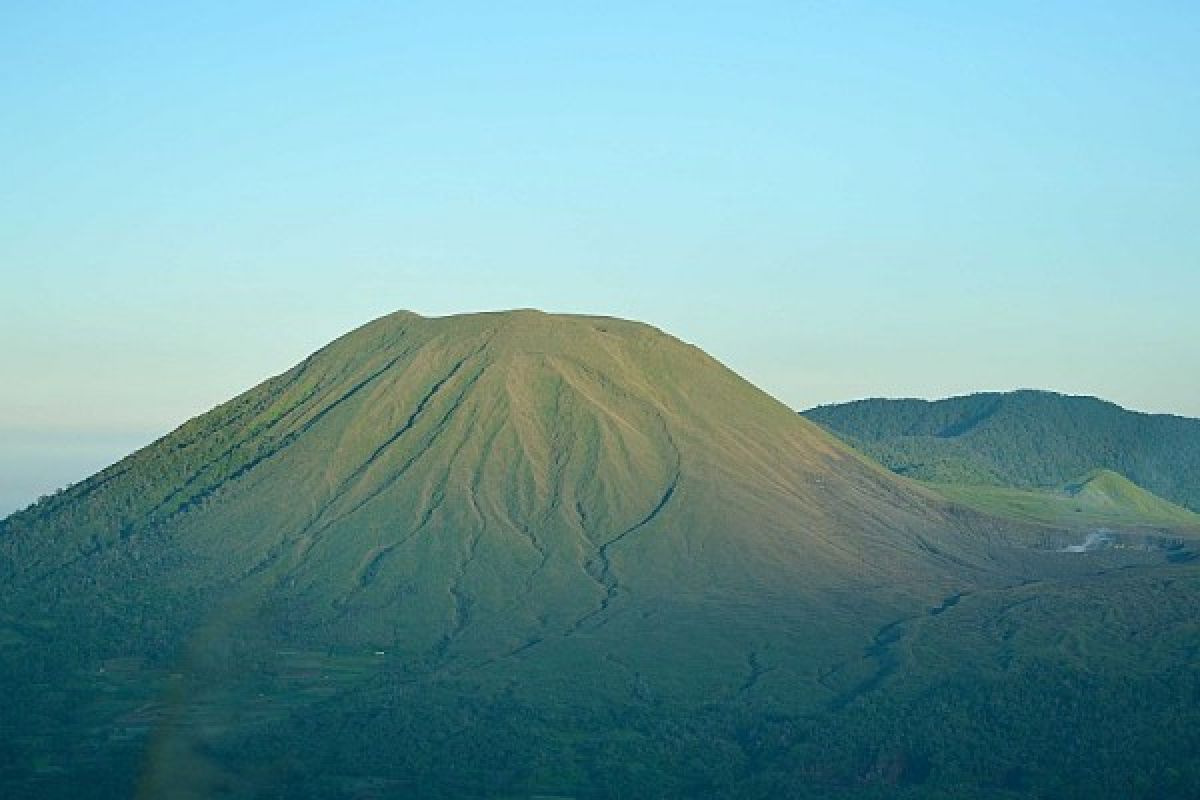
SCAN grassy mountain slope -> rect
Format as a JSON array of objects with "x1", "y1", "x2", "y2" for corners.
[
  {"x1": 1065, "y1": 469, "x2": 1200, "y2": 522},
  {"x1": 2, "y1": 313, "x2": 1196, "y2": 798},
  {"x1": 803, "y1": 390, "x2": 1200, "y2": 511},
  {"x1": 930, "y1": 469, "x2": 1200, "y2": 532}
]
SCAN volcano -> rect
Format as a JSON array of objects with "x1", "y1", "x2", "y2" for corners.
[{"x1": 3, "y1": 310, "x2": 1194, "y2": 799}]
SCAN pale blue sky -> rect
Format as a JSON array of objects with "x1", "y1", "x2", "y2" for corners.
[{"x1": 2, "y1": 2, "x2": 1198, "y2": 514}]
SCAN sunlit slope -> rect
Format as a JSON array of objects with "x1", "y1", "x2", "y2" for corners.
[
  {"x1": 1065, "y1": 468, "x2": 1197, "y2": 520},
  {"x1": 929, "y1": 469, "x2": 1200, "y2": 532}
]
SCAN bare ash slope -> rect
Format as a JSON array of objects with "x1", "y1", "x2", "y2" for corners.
[{"x1": 5, "y1": 311, "x2": 1024, "y2": 705}]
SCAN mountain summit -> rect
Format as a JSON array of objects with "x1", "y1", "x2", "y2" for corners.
[{"x1": 5, "y1": 310, "x2": 982, "y2": 661}]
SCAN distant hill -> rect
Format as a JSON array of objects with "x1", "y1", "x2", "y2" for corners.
[
  {"x1": 930, "y1": 469, "x2": 1200, "y2": 532},
  {"x1": 1066, "y1": 468, "x2": 1198, "y2": 521},
  {"x1": 804, "y1": 390, "x2": 1200, "y2": 512}
]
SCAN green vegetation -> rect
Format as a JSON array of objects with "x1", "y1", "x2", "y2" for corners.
[
  {"x1": 804, "y1": 391, "x2": 1200, "y2": 511},
  {"x1": 3, "y1": 312, "x2": 1198, "y2": 798},
  {"x1": 929, "y1": 469, "x2": 1200, "y2": 532}
]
